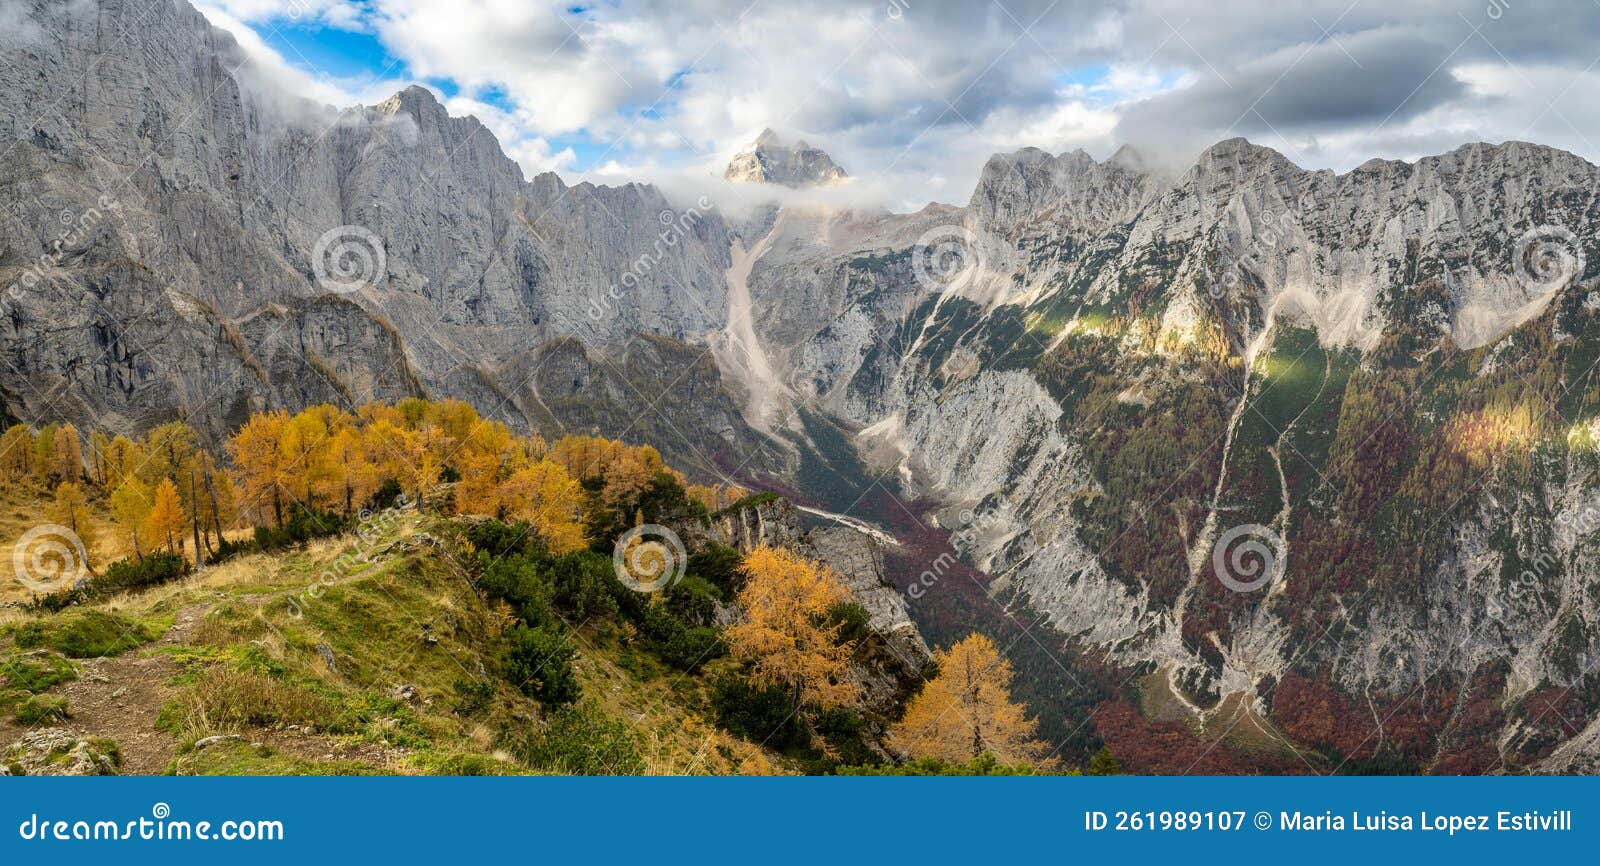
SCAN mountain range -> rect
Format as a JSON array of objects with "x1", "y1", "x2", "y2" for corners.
[{"x1": 5, "y1": 0, "x2": 1600, "y2": 772}]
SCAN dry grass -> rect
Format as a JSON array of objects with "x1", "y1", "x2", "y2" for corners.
[
  {"x1": 160, "y1": 668, "x2": 332, "y2": 740},
  {"x1": 0, "y1": 482, "x2": 125, "y2": 604}
]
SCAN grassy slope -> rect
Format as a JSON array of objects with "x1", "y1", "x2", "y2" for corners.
[{"x1": 1, "y1": 509, "x2": 781, "y2": 775}]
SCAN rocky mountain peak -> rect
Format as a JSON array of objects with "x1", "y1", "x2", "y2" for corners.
[
  {"x1": 1106, "y1": 143, "x2": 1153, "y2": 174},
  {"x1": 376, "y1": 84, "x2": 443, "y2": 116},
  {"x1": 723, "y1": 128, "x2": 848, "y2": 187},
  {"x1": 1189, "y1": 136, "x2": 1296, "y2": 179},
  {"x1": 967, "y1": 145, "x2": 1164, "y2": 233}
]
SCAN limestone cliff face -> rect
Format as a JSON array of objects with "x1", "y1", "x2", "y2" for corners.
[
  {"x1": 0, "y1": 0, "x2": 758, "y2": 476},
  {"x1": 729, "y1": 131, "x2": 1600, "y2": 770}
]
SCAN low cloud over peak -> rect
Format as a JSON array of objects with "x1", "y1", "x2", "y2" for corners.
[{"x1": 196, "y1": 0, "x2": 1600, "y2": 211}]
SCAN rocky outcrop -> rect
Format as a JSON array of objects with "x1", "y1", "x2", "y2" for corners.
[
  {"x1": 2, "y1": 728, "x2": 120, "y2": 776},
  {"x1": 808, "y1": 525, "x2": 930, "y2": 671},
  {"x1": 684, "y1": 496, "x2": 805, "y2": 553},
  {"x1": 682, "y1": 495, "x2": 932, "y2": 711}
]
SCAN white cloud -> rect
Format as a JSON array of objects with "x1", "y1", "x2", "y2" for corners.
[
  {"x1": 190, "y1": 0, "x2": 1600, "y2": 210},
  {"x1": 444, "y1": 96, "x2": 577, "y2": 176},
  {"x1": 197, "y1": 3, "x2": 407, "y2": 114}
]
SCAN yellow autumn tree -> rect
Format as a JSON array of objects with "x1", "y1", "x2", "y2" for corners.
[
  {"x1": 279, "y1": 407, "x2": 333, "y2": 507},
  {"x1": 31, "y1": 424, "x2": 56, "y2": 482},
  {"x1": 454, "y1": 420, "x2": 517, "y2": 517},
  {"x1": 49, "y1": 481, "x2": 96, "y2": 568},
  {"x1": 889, "y1": 632, "x2": 1052, "y2": 766},
  {"x1": 0, "y1": 425, "x2": 33, "y2": 481},
  {"x1": 686, "y1": 483, "x2": 750, "y2": 513},
  {"x1": 141, "y1": 421, "x2": 196, "y2": 488},
  {"x1": 109, "y1": 477, "x2": 153, "y2": 559},
  {"x1": 326, "y1": 423, "x2": 377, "y2": 516},
  {"x1": 184, "y1": 452, "x2": 237, "y2": 558},
  {"x1": 361, "y1": 416, "x2": 445, "y2": 504},
  {"x1": 102, "y1": 434, "x2": 145, "y2": 489},
  {"x1": 427, "y1": 398, "x2": 482, "y2": 456},
  {"x1": 726, "y1": 546, "x2": 859, "y2": 711},
  {"x1": 228, "y1": 409, "x2": 290, "y2": 526},
  {"x1": 51, "y1": 424, "x2": 82, "y2": 484},
  {"x1": 405, "y1": 425, "x2": 449, "y2": 505},
  {"x1": 88, "y1": 429, "x2": 112, "y2": 486},
  {"x1": 145, "y1": 477, "x2": 187, "y2": 554},
  {"x1": 498, "y1": 460, "x2": 587, "y2": 554}
]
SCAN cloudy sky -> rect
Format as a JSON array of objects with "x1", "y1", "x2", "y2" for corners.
[{"x1": 197, "y1": 0, "x2": 1600, "y2": 210}]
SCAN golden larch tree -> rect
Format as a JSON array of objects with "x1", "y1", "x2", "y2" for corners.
[
  {"x1": 726, "y1": 546, "x2": 859, "y2": 711},
  {"x1": 31, "y1": 424, "x2": 56, "y2": 482},
  {"x1": 51, "y1": 424, "x2": 82, "y2": 484},
  {"x1": 454, "y1": 421, "x2": 516, "y2": 517},
  {"x1": 141, "y1": 421, "x2": 197, "y2": 488},
  {"x1": 326, "y1": 423, "x2": 377, "y2": 516},
  {"x1": 890, "y1": 632, "x2": 1052, "y2": 766},
  {"x1": 88, "y1": 429, "x2": 112, "y2": 486},
  {"x1": 103, "y1": 435, "x2": 145, "y2": 489},
  {"x1": 279, "y1": 408, "x2": 333, "y2": 507},
  {"x1": 0, "y1": 425, "x2": 33, "y2": 481},
  {"x1": 49, "y1": 481, "x2": 96, "y2": 568},
  {"x1": 228, "y1": 410, "x2": 290, "y2": 526},
  {"x1": 145, "y1": 477, "x2": 188, "y2": 554},
  {"x1": 109, "y1": 477, "x2": 153, "y2": 559},
  {"x1": 498, "y1": 460, "x2": 587, "y2": 554}
]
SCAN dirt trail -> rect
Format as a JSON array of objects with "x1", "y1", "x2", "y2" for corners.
[
  {"x1": 0, "y1": 602, "x2": 207, "y2": 774},
  {"x1": 3, "y1": 534, "x2": 448, "y2": 774}
]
